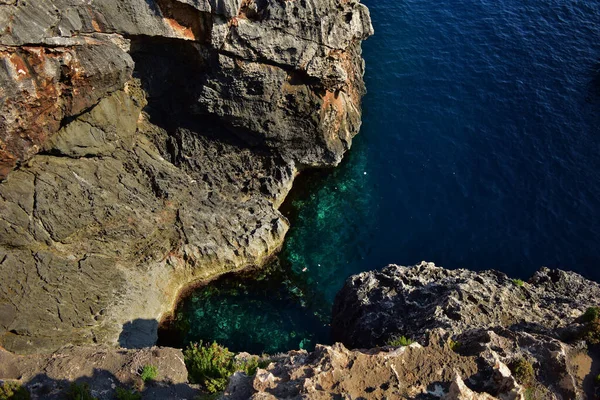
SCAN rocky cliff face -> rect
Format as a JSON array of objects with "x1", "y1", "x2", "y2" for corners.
[
  {"x1": 0, "y1": 0, "x2": 373, "y2": 354},
  {"x1": 327, "y1": 262, "x2": 600, "y2": 399}
]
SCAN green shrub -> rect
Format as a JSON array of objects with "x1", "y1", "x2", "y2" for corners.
[
  {"x1": 184, "y1": 342, "x2": 264, "y2": 394},
  {"x1": 66, "y1": 383, "x2": 97, "y2": 400},
  {"x1": 595, "y1": 374, "x2": 600, "y2": 386},
  {"x1": 512, "y1": 279, "x2": 525, "y2": 287},
  {"x1": 115, "y1": 387, "x2": 141, "y2": 400},
  {"x1": 0, "y1": 382, "x2": 30, "y2": 400},
  {"x1": 184, "y1": 342, "x2": 236, "y2": 393},
  {"x1": 386, "y1": 335, "x2": 414, "y2": 347},
  {"x1": 582, "y1": 307, "x2": 600, "y2": 323},
  {"x1": 585, "y1": 319, "x2": 600, "y2": 345},
  {"x1": 511, "y1": 358, "x2": 534, "y2": 385},
  {"x1": 449, "y1": 339, "x2": 461, "y2": 352},
  {"x1": 140, "y1": 365, "x2": 158, "y2": 383},
  {"x1": 523, "y1": 384, "x2": 550, "y2": 400},
  {"x1": 580, "y1": 307, "x2": 600, "y2": 345}
]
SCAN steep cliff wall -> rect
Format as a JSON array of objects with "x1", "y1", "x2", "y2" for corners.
[{"x1": 0, "y1": 0, "x2": 373, "y2": 354}]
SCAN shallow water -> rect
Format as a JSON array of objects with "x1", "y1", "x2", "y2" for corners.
[{"x1": 168, "y1": 0, "x2": 600, "y2": 353}]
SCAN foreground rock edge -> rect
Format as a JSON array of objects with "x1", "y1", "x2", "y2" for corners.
[{"x1": 1, "y1": 263, "x2": 599, "y2": 399}]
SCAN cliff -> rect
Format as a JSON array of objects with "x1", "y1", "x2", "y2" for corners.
[{"x1": 0, "y1": 0, "x2": 373, "y2": 353}]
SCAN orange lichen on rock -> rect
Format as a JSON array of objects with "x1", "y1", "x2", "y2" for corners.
[
  {"x1": 164, "y1": 17, "x2": 196, "y2": 40},
  {"x1": 0, "y1": 40, "x2": 133, "y2": 179},
  {"x1": 321, "y1": 89, "x2": 346, "y2": 133},
  {"x1": 328, "y1": 48, "x2": 361, "y2": 106}
]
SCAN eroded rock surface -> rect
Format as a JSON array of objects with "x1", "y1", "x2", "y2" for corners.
[
  {"x1": 0, "y1": 0, "x2": 373, "y2": 353},
  {"x1": 0, "y1": 345, "x2": 200, "y2": 399},
  {"x1": 332, "y1": 262, "x2": 600, "y2": 348},
  {"x1": 223, "y1": 334, "x2": 528, "y2": 400},
  {"x1": 329, "y1": 262, "x2": 600, "y2": 399}
]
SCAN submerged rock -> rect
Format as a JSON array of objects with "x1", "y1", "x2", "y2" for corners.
[{"x1": 0, "y1": 0, "x2": 373, "y2": 353}]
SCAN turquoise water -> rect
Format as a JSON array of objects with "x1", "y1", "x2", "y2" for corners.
[{"x1": 167, "y1": 0, "x2": 600, "y2": 353}]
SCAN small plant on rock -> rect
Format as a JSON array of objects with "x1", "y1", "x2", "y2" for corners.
[
  {"x1": 512, "y1": 279, "x2": 525, "y2": 287},
  {"x1": 140, "y1": 365, "x2": 158, "y2": 383},
  {"x1": 511, "y1": 358, "x2": 535, "y2": 385},
  {"x1": 115, "y1": 387, "x2": 142, "y2": 400},
  {"x1": 184, "y1": 341, "x2": 236, "y2": 393},
  {"x1": 580, "y1": 306, "x2": 600, "y2": 345},
  {"x1": 583, "y1": 307, "x2": 600, "y2": 323},
  {"x1": 0, "y1": 382, "x2": 30, "y2": 400},
  {"x1": 449, "y1": 339, "x2": 461, "y2": 352},
  {"x1": 66, "y1": 382, "x2": 97, "y2": 400},
  {"x1": 184, "y1": 341, "x2": 264, "y2": 394},
  {"x1": 386, "y1": 335, "x2": 414, "y2": 347}
]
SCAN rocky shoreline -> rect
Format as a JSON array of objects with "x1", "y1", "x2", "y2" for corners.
[{"x1": 0, "y1": 0, "x2": 373, "y2": 354}]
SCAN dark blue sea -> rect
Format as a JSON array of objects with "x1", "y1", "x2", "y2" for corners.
[{"x1": 166, "y1": 0, "x2": 600, "y2": 353}]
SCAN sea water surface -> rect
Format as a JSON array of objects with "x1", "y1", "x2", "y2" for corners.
[{"x1": 166, "y1": 0, "x2": 600, "y2": 353}]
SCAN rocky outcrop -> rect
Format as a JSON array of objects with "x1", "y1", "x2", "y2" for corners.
[
  {"x1": 329, "y1": 262, "x2": 600, "y2": 399},
  {"x1": 0, "y1": 0, "x2": 373, "y2": 353},
  {"x1": 223, "y1": 333, "x2": 532, "y2": 400},
  {"x1": 1, "y1": 264, "x2": 598, "y2": 399},
  {"x1": 215, "y1": 264, "x2": 600, "y2": 399},
  {"x1": 332, "y1": 262, "x2": 600, "y2": 348},
  {"x1": 0, "y1": 345, "x2": 200, "y2": 399}
]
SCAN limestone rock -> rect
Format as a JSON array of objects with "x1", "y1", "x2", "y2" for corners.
[
  {"x1": 0, "y1": 0, "x2": 373, "y2": 177},
  {"x1": 0, "y1": 0, "x2": 372, "y2": 353},
  {"x1": 0, "y1": 36, "x2": 133, "y2": 178},
  {"x1": 332, "y1": 262, "x2": 600, "y2": 348},
  {"x1": 0, "y1": 86, "x2": 291, "y2": 353},
  {"x1": 199, "y1": 0, "x2": 373, "y2": 166},
  {"x1": 331, "y1": 263, "x2": 600, "y2": 399},
  {"x1": 0, "y1": 346, "x2": 200, "y2": 399},
  {"x1": 223, "y1": 335, "x2": 536, "y2": 400}
]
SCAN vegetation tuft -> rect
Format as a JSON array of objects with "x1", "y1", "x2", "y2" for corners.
[
  {"x1": 512, "y1": 279, "x2": 525, "y2": 287},
  {"x1": 115, "y1": 387, "x2": 142, "y2": 400},
  {"x1": 0, "y1": 382, "x2": 30, "y2": 400},
  {"x1": 448, "y1": 339, "x2": 461, "y2": 352},
  {"x1": 66, "y1": 382, "x2": 97, "y2": 400},
  {"x1": 140, "y1": 365, "x2": 158, "y2": 383},
  {"x1": 582, "y1": 307, "x2": 600, "y2": 323},
  {"x1": 511, "y1": 358, "x2": 535, "y2": 385},
  {"x1": 386, "y1": 335, "x2": 414, "y2": 347},
  {"x1": 581, "y1": 307, "x2": 600, "y2": 345},
  {"x1": 184, "y1": 341, "x2": 267, "y2": 393}
]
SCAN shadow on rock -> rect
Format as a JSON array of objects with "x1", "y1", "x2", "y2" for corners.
[
  {"x1": 0, "y1": 345, "x2": 202, "y2": 399},
  {"x1": 119, "y1": 319, "x2": 159, "y2": 349},
  {"x1": 16, "y1": 369, "x2": 200, "y2": 400}
]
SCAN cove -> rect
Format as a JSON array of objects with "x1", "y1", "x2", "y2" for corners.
[{"x1": 160, "y1": 0, "x2": 600, "y2": 353}]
